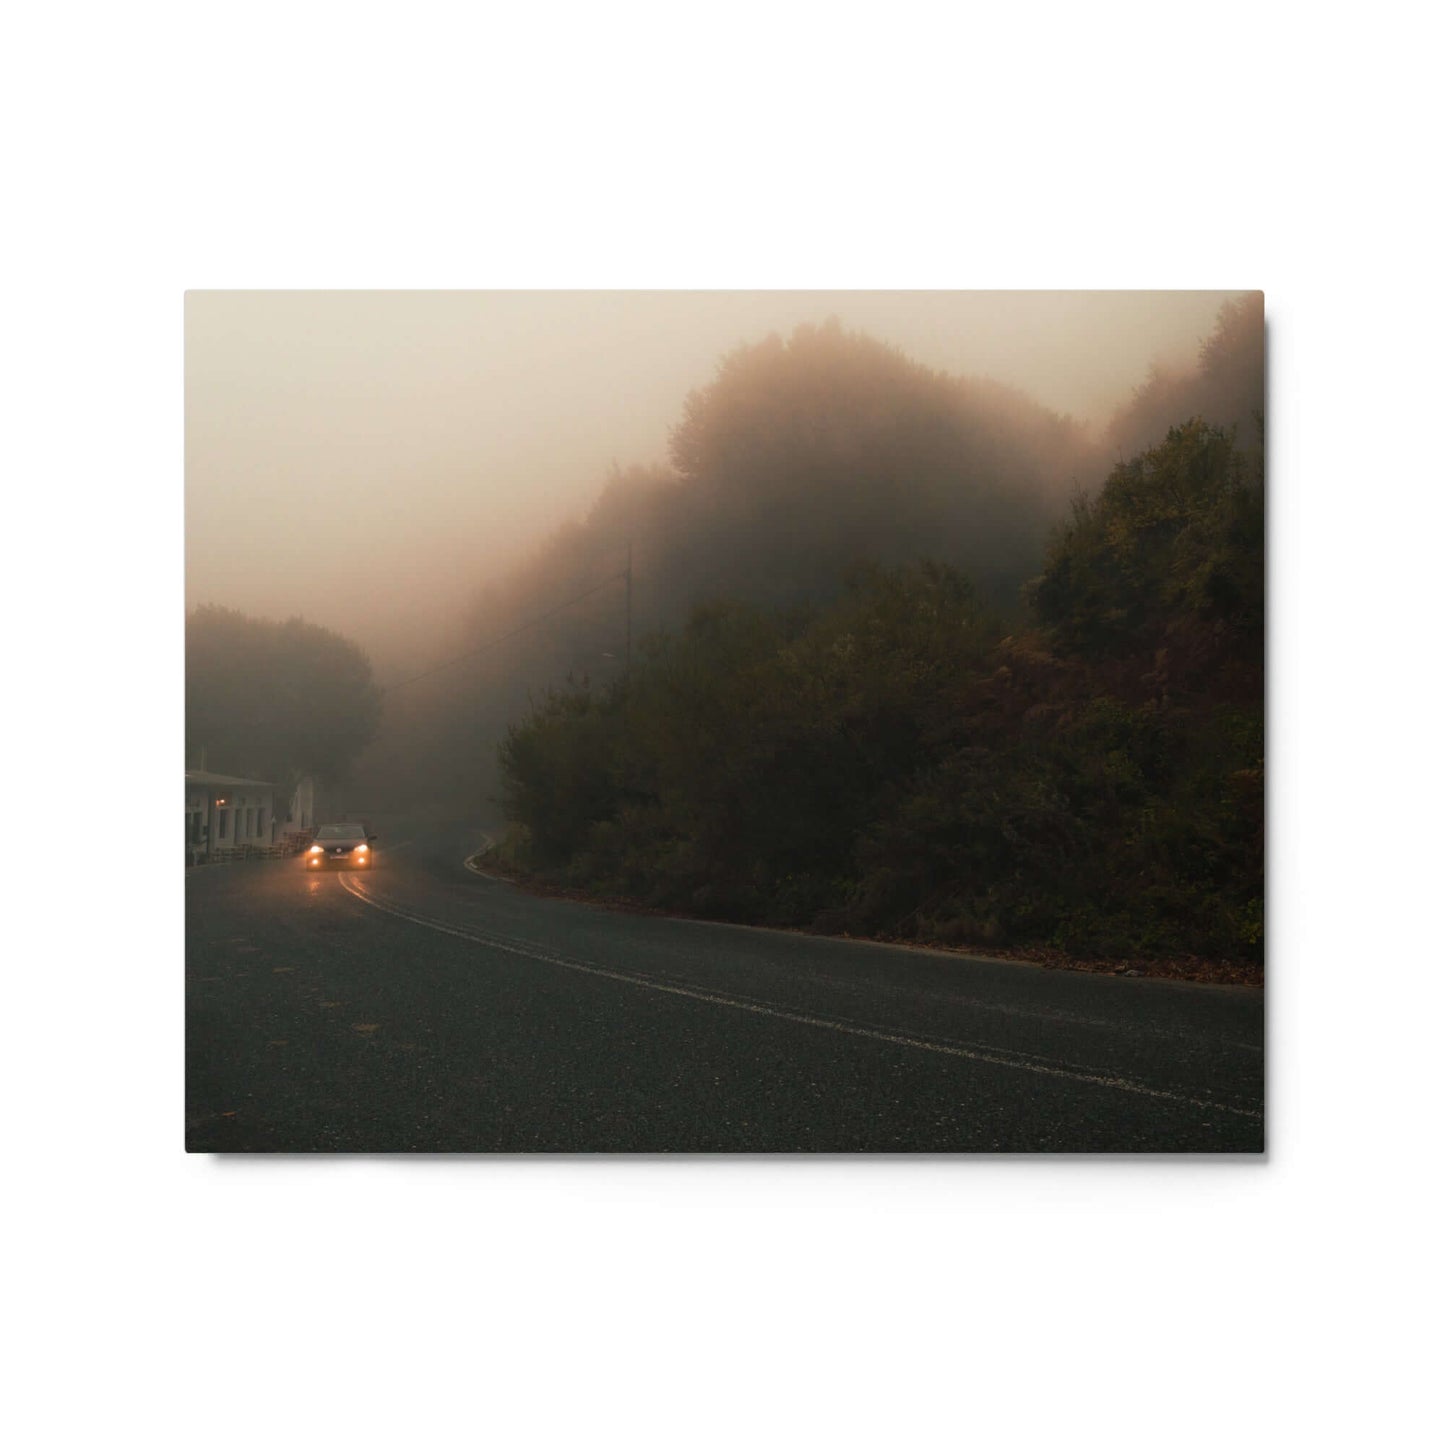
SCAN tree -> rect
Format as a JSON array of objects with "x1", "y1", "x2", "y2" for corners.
[
  {"x1": 186, "y1": 607, "x2": 382, "y2": 789},
  {"x1": 1107, "y1": 293, "x2": 1265, "y2": 460},
  {"x1": 666, "y1": 319, "x2": 1087, "y2": 609},
  {"x1": 1030, "y1": 418, "x2": 1263, "y2": 683}
]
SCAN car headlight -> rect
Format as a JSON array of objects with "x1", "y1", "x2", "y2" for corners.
[
  {"x1": 355, "y1": 843, "x2": 368, "y2": 853},
  {"x1": 308, "y1": 844, "x2": 323, "y2": 854}
]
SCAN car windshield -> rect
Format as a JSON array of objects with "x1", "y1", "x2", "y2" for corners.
[{"x1": 315, "y1": 824, "x2": 366, "y2": 840}]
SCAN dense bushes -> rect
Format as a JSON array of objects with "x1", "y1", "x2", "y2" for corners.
[{"x1": 498, "y1": 419, "x2": 1263, "y2": 963}]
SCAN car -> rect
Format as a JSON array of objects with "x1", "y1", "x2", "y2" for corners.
[{"x1": 305, "y1": 822, "x2": 377, "y2": 869}]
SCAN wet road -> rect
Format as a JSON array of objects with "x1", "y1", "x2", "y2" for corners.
[{"x1": 185, "y1": 821, "x2": 1265, "y2": 1152}]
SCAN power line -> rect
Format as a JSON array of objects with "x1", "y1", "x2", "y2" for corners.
[{"x1": 379, "y1": 570, "x2": 628, "y2": 696}]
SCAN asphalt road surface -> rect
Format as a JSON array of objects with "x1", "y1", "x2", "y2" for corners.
[{"x1": 186, "y1": 821, "x2": 1265, "y2": 1152}]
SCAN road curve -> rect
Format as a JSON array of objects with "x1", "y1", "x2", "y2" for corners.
[{"x1": 186, "y1": 820, "x2": 1264, "y2": 1152}]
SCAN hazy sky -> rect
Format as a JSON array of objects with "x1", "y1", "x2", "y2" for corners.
[{"x1": 185, "y1": 290, "x2": 1247, "y2": 660}]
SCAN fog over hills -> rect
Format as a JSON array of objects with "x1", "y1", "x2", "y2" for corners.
[
  {"x1": 185, "y1": 291, "x2": 1262, "y2": 812},
  {"x1": 186, "y1": 292, "x2": 1248, "y2": 663}
]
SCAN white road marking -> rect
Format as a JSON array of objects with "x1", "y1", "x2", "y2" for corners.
[
  {"x1": 462, "y1": 834, "x2": 505, "y2": 879},
  {"x1": 337, "y1": 875, "x2": 1261, "y2": 1121}
]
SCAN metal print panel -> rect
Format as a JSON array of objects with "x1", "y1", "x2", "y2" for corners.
[{"x1": 185, "y1": 291, "x2": 1265, "y2": 1152}]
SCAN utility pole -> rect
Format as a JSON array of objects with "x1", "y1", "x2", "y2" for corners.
[{"x1": 625, "y1": 540, "x2": 633, "y2": 681}]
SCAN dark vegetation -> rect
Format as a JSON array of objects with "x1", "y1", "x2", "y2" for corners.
[
  {"x1": 186, "y1": 607, "x2": 381, "y2": 795},
  {"x1": 498, "y1": 417, "x2": 1263, "y2": 963},
  {"x1": 483, "y1": 297, "x2": 1265, "y2": 966}
]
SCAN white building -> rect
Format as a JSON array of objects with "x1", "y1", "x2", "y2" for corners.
[{"x1": 185, "y1": 770, "x2": 278, "y2": 864}]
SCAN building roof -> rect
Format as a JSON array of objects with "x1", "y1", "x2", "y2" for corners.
[{"x1": 185, "y1": 770, "x2": 277, "y2": 789}]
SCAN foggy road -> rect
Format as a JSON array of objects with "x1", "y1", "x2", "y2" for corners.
[{"x1": 185, "y1": 822, "x2": 1264, "y2": 1152}]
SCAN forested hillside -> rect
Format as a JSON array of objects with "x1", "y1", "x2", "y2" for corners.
[
  {"x1": 498, "y1": 417, "x2": 1264, "y2": 966},
  {"x1": 354, "y1": 296, "x2": 1265, "y2": 968},
  {"x1": 358, "y1": 319, "x2": 1102, "y2": 810}
]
